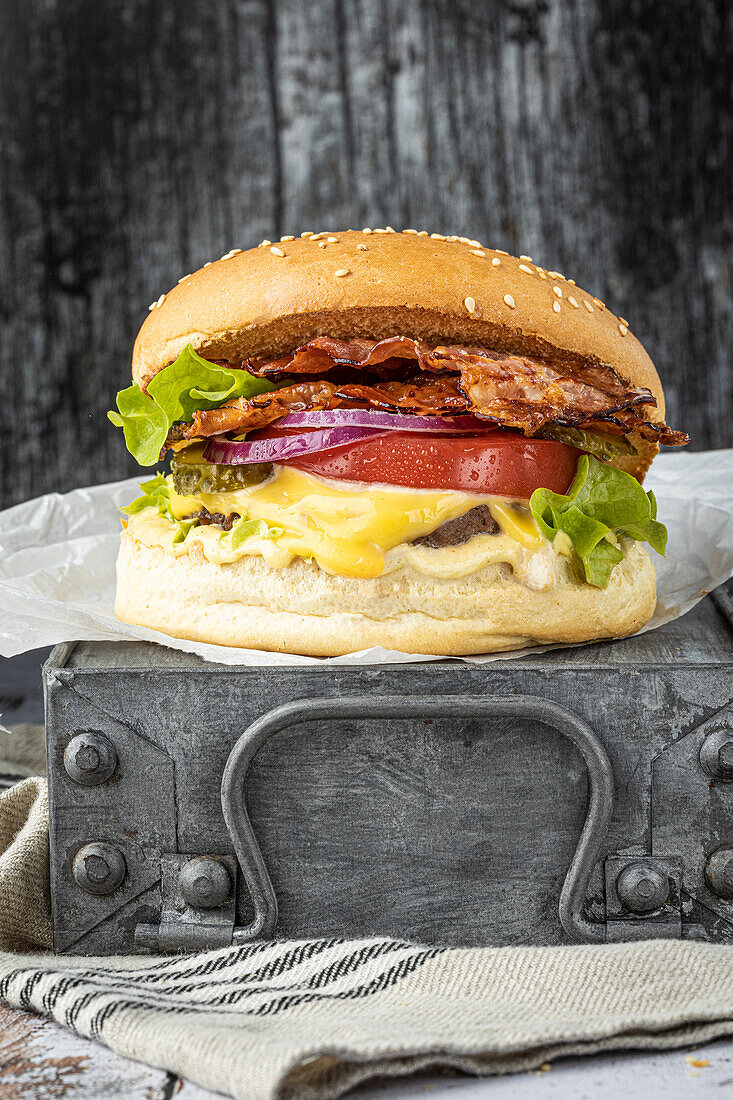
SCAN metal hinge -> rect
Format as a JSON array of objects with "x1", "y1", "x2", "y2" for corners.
[
  {"x1": 604, "y1": 855, "x2": 682, "y2": 941},
  {"x1": 134, "y1": 853, "x2": 237, "y2": 952}
]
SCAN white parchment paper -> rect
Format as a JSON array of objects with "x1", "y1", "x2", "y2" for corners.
[{"x1": 0, "y1": 449, "x2": 731, "y2": 665}]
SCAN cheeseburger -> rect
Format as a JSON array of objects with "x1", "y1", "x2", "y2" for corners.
[{"x1": 109, "y1": 229, "x2": 687, "y2": 656}]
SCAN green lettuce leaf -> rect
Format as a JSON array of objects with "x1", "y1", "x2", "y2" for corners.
[
  {"x1": 228, "y1": 517, "x2": 284, "y2": 549},
  {"x1": 530, "y1": 455, "x2": 667, "y2": 588},
  {"x1": 108, "y1": 345, "x2": 276, "y2": 466},
  {"x1": 120, "y1": 474, "x2": 196, "y2": 545},
  {"x1": 119, "y1": 473, "x2": 170, "y2": 516},
  {"x1": 121, "y1": 474, "x2": 285, "y2": 551}
]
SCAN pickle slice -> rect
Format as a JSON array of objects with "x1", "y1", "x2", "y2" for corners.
[
  {"x1": 539, "y1": 425, "x2": 637, "y2": 461},
  {"x1": 171, "y1": 460, "x2": 273, "y2": 495}
]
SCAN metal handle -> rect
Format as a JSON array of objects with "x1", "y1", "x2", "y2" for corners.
[{"x1": 221, "y1": 694, "x2": 613, "y2": 944}]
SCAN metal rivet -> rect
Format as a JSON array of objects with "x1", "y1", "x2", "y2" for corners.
[
  {"x1": 616, "y1": 860, "x2": 669, "y2": 914},
  {"x1": 705, "y1": 847, "x2": 733, "y2": 900},
  {"x1": 73, "y1": 842, "x2": 126, "y2": 895},
  {"x1": 180, "y1": 857, "x2": 232, "y2": 909},
  {"x1": 699, "y1": 729, "x2": 733, "y2": 782},
  {"x1": 64, "y1": 731, "x2": 117, "y2": 787}
]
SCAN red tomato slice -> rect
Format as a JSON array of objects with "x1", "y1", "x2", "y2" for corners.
[{"x1": 256, "y1": 427, "x2": 579, "y2": 496}]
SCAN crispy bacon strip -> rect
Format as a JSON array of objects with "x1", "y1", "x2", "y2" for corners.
[
  {"x1": 583, "y1": 409, "x2": 689, "y2": 447},
  {"x1": 456, "y1": 354, "x2": 654, "y2": 433},
  {"x1": 178, "y1": 338, "x2": 688, "y2": 448},
  {"x1": 190, "y1": 381, "x2": 341, "y2": 437},
  {"x1": 188, "y1": 377, "x2": 471, "y2": 438},
  {"x1": 188, "y1": 376, "x2": 685, "y2": 447},
  {"x1": 335, "y1": 376, "x2": 470, "y2": 415},
  {"x1": 249, "y1": 336, "x2": 656, "y2": 410},
  {"x1": 248, "y1": 336, "x2": 432, "y2": 377}
]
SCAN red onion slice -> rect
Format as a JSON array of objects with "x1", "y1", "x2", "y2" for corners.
[
  {"x1": 278, "y1": 410, "x2": 484, "y2": 433},
  {"x1": 203, "y1": 426, "x2": 385, "y2": 465}
]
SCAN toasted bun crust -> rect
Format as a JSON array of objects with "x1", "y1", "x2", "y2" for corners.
[
  {"x1": 133, "y1": 230, "x2": 664, "y2": 478},
  {"x1": 115, "y1": 528, "x2": 657, "y2": 658}
]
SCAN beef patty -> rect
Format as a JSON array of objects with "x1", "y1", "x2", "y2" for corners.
[
  {"x1": 187, "y1": 503, "x2": 500, "y2": 548},
  {"x1": 413, "y1": 505, "x2": 499, "y2": 549}
]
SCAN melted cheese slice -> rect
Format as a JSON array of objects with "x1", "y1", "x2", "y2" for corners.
[
  {"x1": 126, "y1": 466, "x2": 551, "y2": 582},
  {"x1": 164, "y1": 467, "x2": 545, "y2": 578}
]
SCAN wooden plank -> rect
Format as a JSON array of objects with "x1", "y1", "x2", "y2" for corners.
[
  {"x1": 0, "y1": 1002, "x2": 219, "y2": 1098},
  {"x1": 0, "y1": 1002, "x2": 177, "y2": 1099},
  {"x1": 0, "y1": 0, "x2": 730, "y2": 510}
]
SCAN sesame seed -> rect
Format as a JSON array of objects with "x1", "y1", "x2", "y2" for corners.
[
  {"x1": 503, "y1": 293, "x2": 516, "y2": 309},
  {"x1": 468, "y1": 239, "x2": 481, "y2": 248},
  {"x1": 318, "y1": 241, "x2": 327, "y2": 248},
  {"x1": 619, "y1": 324, "x2": 628, "y2": 336},
  {"x1": 520, "y1": 254, "x2": 533, "y2": 262},
  {"x1": 470, "y1": 249, "x2": 486, "y2": 257},
  {"x1": 491, "y1": 258, "x2": 501, "y2": 267},
  {"x1": 431, "y1": 233, "x2": 447, "y2": 240},
  {"x1": 417, "y1": 230, "x2": 428, "y2": 236},
  {"x1": 148, "y1": 301, "x2": 156, "y2": 311},
  {"x1": 280, "y1": 235, "x2": 295, "y2": 242},
  {"x1": 260, "y1": 240, "x2": 271, "y2": 247},
  {"x1": 374, "y1": 228, "x2": 389, "y2": 234},
  {"x1": 536, "y1": 270, "x2": 547, "y2": 280},
  {"x1": 459, "y1": 237, "x2": 470, "y2": 244},
  {"x1": 155, "y1": 293, "x2": 165, "y2": 308},
  {"x1": 583, "y1": 300, "x2": 594, "y2": 313},
  {"x1": 518, "y1": 263, "x2": 533, "y2": 274},
  {"x1": 553, "y1": 301, "x2": 561, "y2": 313},
  {"x1": 464, "y1": 296, "x2": 476, "y2": 314},
  {"x1": 357, "y1": 243, "x2": 368, "y2": 251},
  {"x1": 548, "y1": 270, "x2": 563, "y2": 279},
  {"x1": 593, "y1": 297, "x2": 605, "y2": 309},
  {"x1": 203, "y1": 261, "x2": 212, "y2": 268},
  {"x1": 404, "y1": 229, "x2": 418, "y2": 234},
  {"x1": 552, "y1": 286, "x2": 563, "y2": 298},
  {"x1": 327, "y1": 236, "x2": 338, "y2": 243},
  {"x1": 362, "y1": 228, "x2": 373, "y2": 234},
  {"x1": 301, "y1": 231, "x2": 314, "y2": 238},
  {"x1": 385, "y1": 226, "x2": 396, "y2": 233},
  {"x1": 568, "y1": 296, "x2": 579, "y2": 309},
  {"x1": 269, "y1": 246, "x2": 285, "y2": 256},
  {"x1": 220, "y1": 249, "x2": 242, "y2": 260},
  {"x1": 619, "y1": 316, "x2": 629, "y2": 327},
  {"x1": 447, "y1": 235, "x2": 459, "y2": 242},
  {"x1": 335, "y1": 268, "x2": 350, "y2": 277},
  {"x1": 495, "y1": 249, "x2": 508, "y2": 256},
  {"x1": 567, "y1": 279, "x2": 576, "y2": 285},
  {"x1": 178, "y1": 274, "x2": 192, "y2": 283}
]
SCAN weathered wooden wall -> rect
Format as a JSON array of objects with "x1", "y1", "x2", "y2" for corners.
[{"x1": 0, "y1": 0, "x2": 730, "y2": 507}]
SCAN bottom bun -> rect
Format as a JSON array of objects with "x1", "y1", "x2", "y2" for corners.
[{"x1": 115, "y1": 528, "x2": 657, "y2": 657}]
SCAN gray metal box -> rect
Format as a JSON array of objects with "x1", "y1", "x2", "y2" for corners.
[{"x1": 44, "y1": 583, "x2": 733, "y2": 955}]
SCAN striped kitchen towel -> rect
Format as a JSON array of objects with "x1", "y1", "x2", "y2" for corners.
[{"x1": 2, "y1": 776, "x2": 733, "y2": 1100}]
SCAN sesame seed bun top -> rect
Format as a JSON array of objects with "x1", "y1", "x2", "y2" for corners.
[{"x1": 133, "y1": 228, "x2": 666, "y2": 477}]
